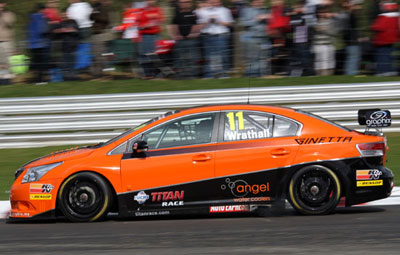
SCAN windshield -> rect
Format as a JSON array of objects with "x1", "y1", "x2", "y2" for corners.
[{"x1": 94, "y1": 110, "x2": 179, "y2": 147}]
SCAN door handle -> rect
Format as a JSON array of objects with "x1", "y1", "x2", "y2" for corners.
[
  {"x1": 192, "y1": 154, "x2": 212, "y2": 162},
  {"x1": 271, "y1": 148, "x2": 290, "y2": 156}
]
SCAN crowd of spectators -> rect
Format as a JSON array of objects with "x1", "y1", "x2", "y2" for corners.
[{"x1": 0, "y1": 0, "x2": 400, "y2": 84}]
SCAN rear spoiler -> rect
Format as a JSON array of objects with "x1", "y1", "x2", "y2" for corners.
[{"x1": 358, "y1": 109, "x2": 391, "y2": 134}]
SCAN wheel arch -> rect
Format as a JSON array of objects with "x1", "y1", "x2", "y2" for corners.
[
  {"x1": 281, "y1": 160, "x2": 352, "y2": 202},
  {"x1": 55, "y1": 170, "x2": 119, "y2": 216}
]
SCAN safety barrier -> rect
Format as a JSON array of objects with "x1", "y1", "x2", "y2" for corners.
[{"x1": 1, "y1": 81, "x2": 400, "y2": 148}]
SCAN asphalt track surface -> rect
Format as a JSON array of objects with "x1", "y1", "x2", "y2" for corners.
[{"x1": 1, "y1": 206, "x2": 400, "y2": 255}]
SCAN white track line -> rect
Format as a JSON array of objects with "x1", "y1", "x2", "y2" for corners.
[{"x1": 1, "y1": 187, "x2": 399, "y2": 219}]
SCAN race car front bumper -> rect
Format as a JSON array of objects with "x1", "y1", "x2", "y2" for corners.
[{"x1": 8, "y1": 179, "x2": 61, "y2": 221}]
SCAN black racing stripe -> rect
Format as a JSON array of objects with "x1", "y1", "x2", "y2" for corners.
[
  {"x1": 122, "y1": 140, "x2": 290, "y2": 160},
  {"x1": 147, "y1": 145, "x2": 217, "y2": 157},
  {"x1": 123, "y1": 144, "x2": 217, "y2": 159}
]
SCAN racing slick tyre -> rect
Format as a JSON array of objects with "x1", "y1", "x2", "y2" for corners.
[
  {"x1": 58, "y1": 172, "x2": 112, "y2": 222},
  {"x1": 288, "y1": 165, "x2": 341, "y2": 215}
]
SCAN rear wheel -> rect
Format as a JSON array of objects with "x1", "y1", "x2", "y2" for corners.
[
  {"x1": 288, "y1": 165, "x2": 341, "y2": 215},
  {"x1": 58, "y1": 172, "x2": 112, "y2": 222}
]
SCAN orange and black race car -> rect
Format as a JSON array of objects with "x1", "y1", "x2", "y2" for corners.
[{"x1": 9, "y1": 105, "x2": 394, "y2": 222}]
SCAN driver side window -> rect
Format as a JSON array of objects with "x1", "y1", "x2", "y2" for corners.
[{"x1": 143, "y1": 113, "x2": 215, "y2": 150}]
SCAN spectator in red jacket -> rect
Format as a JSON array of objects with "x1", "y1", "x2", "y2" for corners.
[
  {"x1": 371, "y1": 2, "x2": 400, "y2": 76},
  {"x1": 138, "y1": 0, "x2": 164, "y2": 79},
  {"x1": 268, "y1": 0, "x2": 291, "y2": 75},
  {"x1": 44, "y1": 0, "x2": 62, "y2": 23},
  {"x1": 44, "y1": 0, "x2": 63, "y2": 82},
  {"x1": 115, "y1": 5, "x2": 142, "y2": 42}
]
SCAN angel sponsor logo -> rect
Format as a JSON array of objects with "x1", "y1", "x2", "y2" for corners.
[
  {"x1": 356, "y1": 169, "x2": 382, "y2": 180},
  {"x1": 209, "y1": 205, "x2": 250, "y2": 213},
  {"x1": 29, "y1": 184, "x2": 54, "y2": 194},
  {"x1": 357, "y1": 180, "x2": 383, "y2": 187},
  {"x1": 151, "y1": 190, "x2": 184, "y2": 207},
  {"x1": 225, "y1": 129, "x2": 269, "y2": 141},
  {"x1": 236, "y1": 183, "x2": 269, "y2": 195},
  {"x1": 221, "y1": 178, "x2": 270, "y2": 198},
  {"x1": 295, "y1": 136, "x2": 353, "y2": 145},
  {"x1": 134, "y1": 191, "x2": 150, "y2": 204}
]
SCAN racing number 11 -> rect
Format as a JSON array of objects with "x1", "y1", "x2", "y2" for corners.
[{"x1": 227, "y1": 111, "x2": 244, "y2": 131}]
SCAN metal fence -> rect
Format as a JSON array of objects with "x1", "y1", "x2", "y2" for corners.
[{"x1": 1, "y1": 81, "x2": 400, "y2": 148}]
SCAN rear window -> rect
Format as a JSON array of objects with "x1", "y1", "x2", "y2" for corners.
[{"x1": 295, "y1": 109, "x2": 352, "y2": 132}]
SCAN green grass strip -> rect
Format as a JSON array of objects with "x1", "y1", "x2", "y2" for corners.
[{"x1": 1, "y1": 76, "x2": 400, "y2": 98}]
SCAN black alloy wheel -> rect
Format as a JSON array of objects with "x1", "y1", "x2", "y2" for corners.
[
  {"x1": 58, "y1": 172, "x2": 112, "y2": 222},
  {"x1": 288, "y1": 165, "x2": 341, "y2": 215}
]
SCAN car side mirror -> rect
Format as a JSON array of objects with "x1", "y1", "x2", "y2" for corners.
[{"x1": 132, "y1": 141, "x2": 148, "y2": 154}]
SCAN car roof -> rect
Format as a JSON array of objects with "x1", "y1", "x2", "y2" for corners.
[{"x1": 177, "y1": 104, "x2": 297, "y2": 115}]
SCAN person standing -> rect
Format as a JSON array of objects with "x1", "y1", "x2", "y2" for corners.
[
  {"x1": 28, "y1": 4, "x2": 51, "y2": 84},
  {"x1": 138, "y1": 0, "x2": 164, "y2": 79},
  {"x1": 67, "y1": 0, "x2": 93, "y2": 41},
  {"x1": 44, "y1": 0, "x2": 63, "y2": 82},
  {"x1": 0, "y1": 1, "x2": 16, "y2": 85},
  {"x1": 339, "y1": 0, "x2": 362, "y2": 76},
  {"x1": 371, "y1": 1, "x2": 400, "y2": 76},
  {"x1": 197, "y1": 0, "x2": 233, "y2": 78},
  {"x1": 115, "y1": 4, "x2": 142, "y2": 42},
  {"x1": 289, "y1": 0, "x2": 314, "y2": 77},
  {"x1": 113, "y1": 4, "x2": 143, "y2": 74},
  {"x1": 312, "y1": 4, "x2": 337, "y2": 76},
  {"x1": 267, "y1": 0, "x2": 291, "y2": 76},
  {"x1": 90, "y1": 0, "x2": 111, "y2": 78},
  {"x1": 170, "y1": 0, "x2": 202, "y2": 79},
  {"x1": 44, "y1": 0, "x2": 62, "y2": 23},
  {"x1": 239, "y1": 0, "x2": 269, "y2": 77},
  {"x1": 54, "y1": 10, "x2": 80, "y2": 81}
]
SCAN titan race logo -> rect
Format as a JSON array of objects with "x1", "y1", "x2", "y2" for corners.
[
  {"x1": 221, "y1": 178, "x2": 270, "y2": 198},
  {"x1": 366, "y1": 110, "x2": 391, "y2": 127},
  {"x1": 151, "y1": 190, "x2": 184, "y2": 207}
]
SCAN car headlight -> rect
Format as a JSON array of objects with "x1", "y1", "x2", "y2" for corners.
[{"x1": 21, "y1": 162, "x2": 63, "y2": 183}]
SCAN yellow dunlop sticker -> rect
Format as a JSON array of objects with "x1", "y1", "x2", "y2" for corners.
[
  {"x1": 30, "y1": 194, "x2": 52, "y2": 200},
  {"x1": 357, "y1": 180, "x2": 383, "y2": 187}
]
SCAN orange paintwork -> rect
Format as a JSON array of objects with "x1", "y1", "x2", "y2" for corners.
[{"x1": 9, "y1": 104, "x2": 385, "y2": 219}]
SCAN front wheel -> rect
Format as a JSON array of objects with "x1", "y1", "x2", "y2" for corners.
[
  {"x1": 58, "y1": 172, "x2": 112, "y2": 222},
  {"x1": 288, "y1": 165, "x2": 341, "y2": 215}
]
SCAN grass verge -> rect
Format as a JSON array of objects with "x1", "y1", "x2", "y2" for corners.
[
  {"x1": 0, "y1": 133, "x2": 399, "y2": 200},
  {"x1": 1, "y1": 76, "x2": 400, "y2": 98}
]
